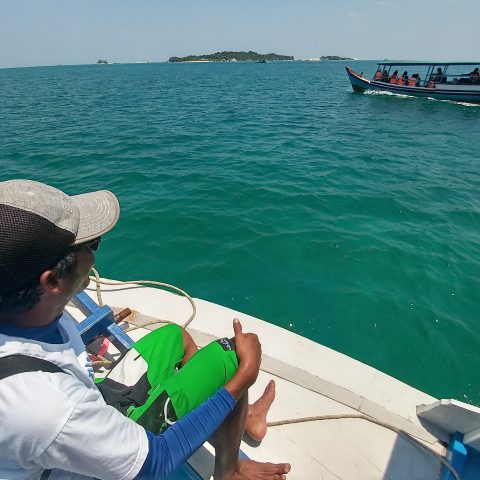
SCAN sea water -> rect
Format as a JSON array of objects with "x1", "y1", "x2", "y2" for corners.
[{"x1": 1, "y1": 60, "x2": 479, "y2": 404}]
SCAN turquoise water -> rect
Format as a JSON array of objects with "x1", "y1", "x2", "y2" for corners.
[{"x1": 1, "y1": 60, "x2": 480, "y2": 403}]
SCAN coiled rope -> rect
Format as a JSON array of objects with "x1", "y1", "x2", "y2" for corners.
[
  {"x1": 89, "y1": 268, "x2": 196, "y2": 330},
  {"x1": 87, "y1": 270, "x2": 461, "y2": 480},
  {"x1": 267, "y1": 415, "x2": 460, "y2": 480}
]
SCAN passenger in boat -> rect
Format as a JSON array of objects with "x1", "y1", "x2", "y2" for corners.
[
  {"x1": 0, "y1": 180, "x2": 291, "y2": 480},
  {"x1": 381, "y1": 69, "x2": 389, "y2": 82},
  {"x1": 389, "y1": 70, "x2": 398, "y2": 84},
  {"x1": 433, "y1": 67, "x2": 446, "y2": 83},
  {"x1": 408, "y1": 73, "x2": 421, "y2": 87},
  {"x1": 373, "y1": 68, "x2": 382, "y2": 80},
  {"x1": 397, "y1": 71, "x2": 408, "y2": 85},
  {"x1": 469, "y1": 67, "x2": 479, "y2": 84}
]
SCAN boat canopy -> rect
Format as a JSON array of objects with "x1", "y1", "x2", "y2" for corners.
[{"x1": 376, "y1": 61, "x2": 480, "y2": 67}]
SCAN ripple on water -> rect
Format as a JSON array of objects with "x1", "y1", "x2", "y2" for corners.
[{"x1": 1, "y1": 61, "x2": 480, "y2": 404}]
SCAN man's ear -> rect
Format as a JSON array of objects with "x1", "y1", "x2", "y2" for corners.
[{"x1": 39, "y1": 270, "x2": 61, "y2": 294}]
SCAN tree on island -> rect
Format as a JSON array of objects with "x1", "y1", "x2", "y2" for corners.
[{"x1": 169, "y1": 51, "x2": 294, "y2": 62}]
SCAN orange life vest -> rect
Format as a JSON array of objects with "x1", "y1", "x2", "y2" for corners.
[
  {"x1": 373, "y1": 71, "x2": 382, "y2": 80},
  {"x1": 407, "y1": 79, "x2": 417, "y2": 86}
]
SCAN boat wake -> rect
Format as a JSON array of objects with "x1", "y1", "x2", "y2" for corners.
[
  {"x1": 364, "y1": 90, "x2": 414, "y2": 100},
  {"x1": 365, "y1": 89, "x2": 480, "y2": 106},
  {"x1": 427, "y1": 97, "x2": 480, "y2": 107}
]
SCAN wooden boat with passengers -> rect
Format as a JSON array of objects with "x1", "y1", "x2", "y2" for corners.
[{"x1": 346, "y1": 62, "x2": 480, "y2": 103}]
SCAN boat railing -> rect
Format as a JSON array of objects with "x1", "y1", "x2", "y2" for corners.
[
  {"x1": 438, "y1": 73, "x2": 480, "y2": 84},
  {"x1": 372, "y1": 72, "x2": 480, "y2": 87}
]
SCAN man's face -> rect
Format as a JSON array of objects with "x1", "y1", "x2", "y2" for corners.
[{"x1": 57, "y1": 246, "x2": 95, "y2": 307}]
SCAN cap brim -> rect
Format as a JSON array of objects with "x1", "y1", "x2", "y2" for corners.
[{"x1": 71, "y1": 190, "x2": 120, "y2": 244}]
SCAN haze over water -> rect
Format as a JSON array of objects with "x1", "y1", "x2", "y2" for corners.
[{"x1": 1, "y1": 60, "x2": 479, "y2": 403}]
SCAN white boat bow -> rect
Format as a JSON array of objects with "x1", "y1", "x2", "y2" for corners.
[{"x1": 65, "y1": 278, "x2": 480, "y2": 479}]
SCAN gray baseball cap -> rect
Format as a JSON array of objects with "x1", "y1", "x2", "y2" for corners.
[{"x1": 0, "y1": 180, "x2": 120, "y2": 293}]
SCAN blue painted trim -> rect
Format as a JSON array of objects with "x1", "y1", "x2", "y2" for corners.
[
  {"x1": 440, "y1": 432, "x2": 468, "y2": 480},
  {"x1": 106, "y1": 323, "x2": 135, "y2": 351},
  {"x1": 72, "y1": 291, "x2": 101, "y2": 315},
  {"x1": 73, "y1": 292, "x2": 134, "y2": 352},
  {"x1": 239, "y1": 450, "x2": 251, "y2": 460}
]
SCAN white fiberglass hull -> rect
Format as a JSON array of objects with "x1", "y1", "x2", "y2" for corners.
[{"x1": 66, "y1": 279, "x2": 480, "y2": 479}]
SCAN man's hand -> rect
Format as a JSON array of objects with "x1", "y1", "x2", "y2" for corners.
[
  {"x1": 233, "y1": 318, "x2": 262, "y2": 382},
  {"x1": 224, "y1": 318, "x2": 262, "y2": 400}
]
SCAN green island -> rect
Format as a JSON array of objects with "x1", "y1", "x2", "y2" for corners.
[
  {"x1": 319, "y1": 55, "x2": 353, "y2": 61},
  {"x1": 168, "y1": 51, "x2": 294, "y2": 62}
]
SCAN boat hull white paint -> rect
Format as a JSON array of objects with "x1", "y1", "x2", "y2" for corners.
[{"x1": 65, "y1": 279, "x2": 480, "y2": 479}]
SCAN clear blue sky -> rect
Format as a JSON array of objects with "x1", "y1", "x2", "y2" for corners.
[{"x1": 0, "y1": 0, "x2": 478, "y2": 68}]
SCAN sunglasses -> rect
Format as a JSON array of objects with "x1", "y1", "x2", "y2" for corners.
[{"x1": 72, "y1": 237, "x2": 101, "y2": 252}]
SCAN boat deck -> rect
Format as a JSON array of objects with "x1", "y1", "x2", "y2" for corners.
[{"x1": 66, "y1": 279, "x2": 479, "y2": 479}]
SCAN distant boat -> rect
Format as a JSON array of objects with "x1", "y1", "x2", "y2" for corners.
[
  {"x1": 346, "y1": 61, "x2": 480, "y2": 104},
  {"x1": 255, "y1": 59, "x2": 268, "y2": 63}
]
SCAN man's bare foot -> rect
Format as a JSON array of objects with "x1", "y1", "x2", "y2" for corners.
[
  {"x1": 223, "y1": 458, "x2": 291, "y2": 480},
  {"x1": 245, "y1": 380, "x2": 276, "y2": 442}
]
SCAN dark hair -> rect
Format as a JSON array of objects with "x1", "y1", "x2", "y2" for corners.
[{"x1": 0, "y1": 251, "x2": 78, "y2": 318}]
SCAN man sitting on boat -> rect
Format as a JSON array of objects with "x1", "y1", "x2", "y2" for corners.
[
  {"x1": 433, "y1": 67, "x2": 446, "y2": 83},
  {"x1": 0, "y1": 180, "x2": 291, "y2": 480},
  {"x1": 469, "y1": 67, "x2": 479, "y2": 84}
]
